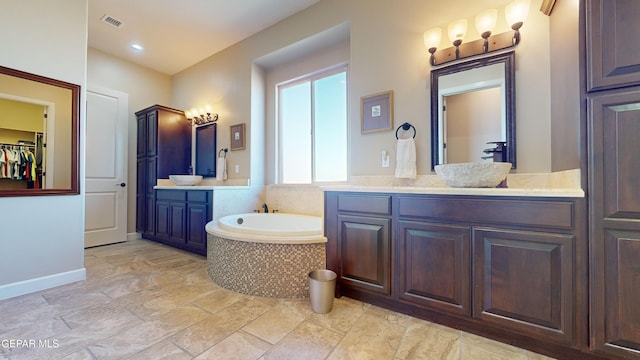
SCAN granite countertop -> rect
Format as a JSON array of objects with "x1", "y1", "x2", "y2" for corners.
[
  {"x1": 153, "y1": 178, "x2": 250, "y2": 190},
  {"x1": 321, "y1": 184, "x2": 584, "y2": 197},
  {"x1": 321, "y1": 170, "x2": 585, "y2": 198},
  {"x1": 153, "y1": 185, "x2": 250, "y2": 190}
]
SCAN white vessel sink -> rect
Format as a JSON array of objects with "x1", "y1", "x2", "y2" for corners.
[
  {"x1": 169, "y1": 175, "x2": 203, "y2": 186},
  {"x1": 435, "y1": 162, "x2": 512, "y2": 188}
]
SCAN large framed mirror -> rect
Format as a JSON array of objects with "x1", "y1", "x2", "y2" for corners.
[
  {"x1": 430, "y1": 51, "x2": 515, "y2": 169},
  {"x1": 0, "y1": 65, "x2": 80, "y2": 196}
]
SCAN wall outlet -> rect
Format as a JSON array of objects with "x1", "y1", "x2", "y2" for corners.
[
  {"x1": 234, "y1": 164, "x2": 240, "y2": 173},
  {"x1": 382, "y1": 150, "x2": 390, "y2": 168}
]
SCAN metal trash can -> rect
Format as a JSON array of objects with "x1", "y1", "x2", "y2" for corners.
[{"x1": 308, "y1": 269, "x2": 337, "y2": 314}]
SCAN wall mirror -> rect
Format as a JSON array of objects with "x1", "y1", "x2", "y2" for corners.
[
  {"x1": 430, "y1": 51, "x2": 515, "y2": 170},
  {"x1": 0, "y1": 65, "x2": 80, "y2": 196},
  {"x1": 195, "y1": 123, "x2": 217, "y2": 177}
]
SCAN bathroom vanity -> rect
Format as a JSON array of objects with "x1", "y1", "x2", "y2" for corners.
[
  {"x1": 153, "y1": 189, "x2": 212, "y2": 256},
  {"x1": 324, "y1": 188, "x2": 593, "y2": 359}
]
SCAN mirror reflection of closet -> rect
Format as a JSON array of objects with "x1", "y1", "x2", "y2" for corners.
[
  {"x1": 0, "y1": 97, "x2": 50, "y2": 190},
  {"x1": 195, "y1": 123, "x2": 217, "y2": 177},
  {"x1": 0, "y1": 65, "x2": 80, "y2": 197}
]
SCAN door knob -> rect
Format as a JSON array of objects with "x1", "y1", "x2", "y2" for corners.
[{"x1": 117, "y1": 182, "x2": 126, "y2": 187}]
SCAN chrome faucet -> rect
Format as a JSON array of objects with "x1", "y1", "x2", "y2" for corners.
[{"x1": 262, "y1": 203, "x2": 269, "y2": 213}]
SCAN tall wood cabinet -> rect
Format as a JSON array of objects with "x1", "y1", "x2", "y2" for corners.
[
  {"x1": 135, "y1": 105, "x2": 191, "y2": 239},
  {"x1": 586, "y1": 2, "x2": 640, "y2": 358}
]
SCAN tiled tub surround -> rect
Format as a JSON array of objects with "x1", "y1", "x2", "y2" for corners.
[
  {"x1": 205, "y1": 213, "x2": 327, "y2": 298},
  {"x1": 207, "y1": 234, "x2": 326, "y2": 298}
]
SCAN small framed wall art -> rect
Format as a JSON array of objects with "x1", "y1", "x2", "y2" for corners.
[
  {"x1": 230, "y1": 123, "x2": 246, "y2": 150},
  {"x1": 361, "y1": 90, "x2": 394, "y2": 134}
]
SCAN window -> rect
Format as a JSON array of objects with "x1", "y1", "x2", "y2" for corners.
[{"x1": 278, "y1": 67, "x2": 347, "y2": 184}]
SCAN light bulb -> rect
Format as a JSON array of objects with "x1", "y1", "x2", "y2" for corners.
[
  {"x1": 447, "y1": 19, "x2": 468, "y2": 44},
  {"x1": 505, "y1": 0, "x2": 530, "y2": 27},
  {"x1": 423, "y1": 28, "x2": 442, "y2": 51},
  {"x1": 475, "y1": 9, "x2": 498, "y2": 36}
]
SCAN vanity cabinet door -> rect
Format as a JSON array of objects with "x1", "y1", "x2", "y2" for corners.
[
  {"x1": 586, "y1": 0, "x2": 640, "y2": 91},
  {"x1": 185, "y1": 190, "x2": 212, "y2": 256},
  {"x1": 473, "y1": 227, "x2": 575, "y2": 345},
  {"x1": 155, "y1": 200, "x2": 171, "y2": 241},
  {"x1": 337, "y1": 214, "x2": 391, "y2": 296},
  {"x1": 396, "y1": 221, "x2": 471, "y2": 316},
  {"x1": 588, "y1": 89, "x2": 640, "y2": 358}
]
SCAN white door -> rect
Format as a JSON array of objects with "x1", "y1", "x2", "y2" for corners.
[{"x1": 84, "y1": 86, "x2": 128, "y2": 248}]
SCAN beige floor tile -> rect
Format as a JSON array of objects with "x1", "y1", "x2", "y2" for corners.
[
  {"x1": 128, "y1": 340, "x2": 193, "y2": 360},
  {"x1": 192, "y1": 287, "x2": 244, "y2": 313},
  {"x1": 327, "y1": 311, "x2": 406, "y2": 360},
  {"x1": 307, "y1": 296, "x2": 368, "y2": 334},
  {"x1": 395, "y1": 319, "x2": 461, "y2": 360},
  {"x1": 194, "y1": 331, "x2": 271, "y2": 359},
  {"x1": 0, "y1": 239, "x2": 562, "y2": 360},
  {"x1": 242, "y1": 299, "x2": 310, "y2": 344},
  {"x1": 261, "y1": 320, "x2": 343, "y2": 360},
  {"x1": 58, "y1": 348, "x2": 96, "y2": 359},
  {"x1": 129, "y1": 283, "x2": 217, "y2": 320},
  {"x1": 88, "y1": 304, "x2": 209, "y2": 359},
  {"x1": 172, "y1": 298, "x2": 272, "y2": 355},
  {"x1": 461, "y1": 332, "x2": 528, "y2": 360}
]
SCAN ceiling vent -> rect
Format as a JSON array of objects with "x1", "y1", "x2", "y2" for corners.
[{"x1": 100, "y1": 14, "x2": 124, "y2": 29}]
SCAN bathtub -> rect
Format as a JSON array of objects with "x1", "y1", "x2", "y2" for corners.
[
  {"x1": 206, "y1": 213, "x2": 326, "y2": 244},
  {"x1": 205, "y1": 213, "x2": 327, "y2": 298}
]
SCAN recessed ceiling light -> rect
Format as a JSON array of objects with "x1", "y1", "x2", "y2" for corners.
[{"x1": 130, "y1": 43, "x2": 144, "y2": 51}]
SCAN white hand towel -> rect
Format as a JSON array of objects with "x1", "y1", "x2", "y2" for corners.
[
  {"x1": 395, "y1": 137, "x2": 416, "y2": 179},
  {"x1": 216, "y1": 156, "x2": 227, "y2": 181}
]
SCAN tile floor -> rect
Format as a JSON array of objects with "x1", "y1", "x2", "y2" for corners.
[{"x1": 0, "y1": 239, "x2": 555, "y2": 360}]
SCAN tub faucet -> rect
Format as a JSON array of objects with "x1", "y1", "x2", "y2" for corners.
[{"x1": 262, "y1": 203, "x2": 269, "y2": 213}]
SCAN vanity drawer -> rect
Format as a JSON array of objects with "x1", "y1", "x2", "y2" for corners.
[
  {"x1": 397, "y1": 196, "x2": 575, "y2": 230},
  {"x1": 187, "y1": 190, "x2": 210, "y2": 203},
  {"x1": 337, "y1": 193, "x2": 392, "y2": 215},
  {"x1": 156, "y1": 189, "x2": 187, "y2": 201}
]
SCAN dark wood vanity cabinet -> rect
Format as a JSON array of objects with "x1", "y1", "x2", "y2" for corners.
[
  {"x1": 325, "y1": 191, "x2": 588, "y2": 358},
  {"x1": 586, "y1": 1, "x2": 640, "y2": 358},
  {"x1": 586, "y1": 0, "x2": 640, "y2": 92},
  {"x1": 396, "y1": 220, "x2": 471, "y2": 316},
  {"x1": 135, "y1": 105, "x2": 191, "y2": 237},
  {"x1": 473, "y1": 227, "x2": 575, "y2": 345},
  {"x1": 155, "y1": 189, "x2": 211, "y2": 256},
  {"x1": 326, "y1": 193, "x2": 392, "y2": 298}
]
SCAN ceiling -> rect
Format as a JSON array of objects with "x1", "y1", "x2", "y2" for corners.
[{"x1": 88, "y1": 0, "x2": 321, "y2": 75}]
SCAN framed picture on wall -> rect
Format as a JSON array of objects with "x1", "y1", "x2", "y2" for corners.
[
  {"x1": 230, "y1": 123, "x2": 246, "y2": 150},
  {"x1": 361, "y1": 90, "x2": 394, "y2": 134}
]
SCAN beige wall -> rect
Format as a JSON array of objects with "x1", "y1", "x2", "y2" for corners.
[
  {"x1": 172, "y1": 0, "x2": 554, "y2": 182},
  {"x1": 0, "y1": 0, "x2": 87, "y2": 298},
  {"x1": 87, "y1": 47, "x2": 172, "y2": 234}
]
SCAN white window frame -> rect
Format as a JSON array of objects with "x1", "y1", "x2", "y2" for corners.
[{"x1": 276, "y1": 64, "x2": 349, "y2": 184}]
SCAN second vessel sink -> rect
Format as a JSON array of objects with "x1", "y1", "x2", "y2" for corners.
[
  {"x1": 169, "y1": 175, "x2": 203, "y2": 186},
  {"x1": 435, "y1": 162, "x2": 511, "y2": 188}
]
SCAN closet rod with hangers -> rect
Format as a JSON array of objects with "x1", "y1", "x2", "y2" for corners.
[{"x1": 0, "y1": 142, "x2": 36, "y2": 148}]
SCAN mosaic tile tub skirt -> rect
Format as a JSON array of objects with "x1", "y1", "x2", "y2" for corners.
[{"x1": 207, "y1": 234, "x2": 326, "y2": 298}]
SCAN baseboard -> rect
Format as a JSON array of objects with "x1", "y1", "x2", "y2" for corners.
[
  {"x1": 0, "y1": 268, "x2": 86, "y2": 301},
  {"x1": 127, "y1": 232, "x2": 141, "y2": 241}
]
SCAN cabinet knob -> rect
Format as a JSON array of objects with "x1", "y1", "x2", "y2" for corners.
[{"x1": 117, "y1": 182, "x2": 126, "y2": 187}]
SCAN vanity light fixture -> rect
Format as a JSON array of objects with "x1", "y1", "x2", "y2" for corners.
[
  {"x1": 424, "y1": 0, "x2": 530, "y2": 66},
  {"x1": 185, "y1": 105, "x2": 218, "y2": 126},
  {"x1": 447, "y1": 19, "x2": 467, "y2": 60}
]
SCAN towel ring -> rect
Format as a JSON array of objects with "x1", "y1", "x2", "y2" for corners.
[
  {"x1": 395, "y1": 122, "x2": 416, "y2": 139},
  {"x1": 218, "y1": 148, "x2": 228, "y2": 158}
]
